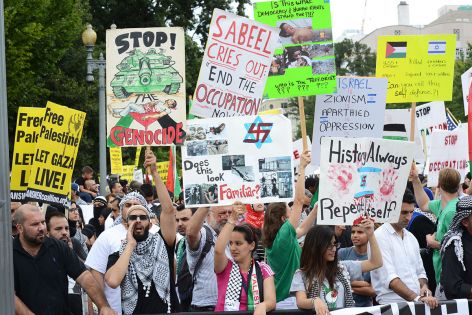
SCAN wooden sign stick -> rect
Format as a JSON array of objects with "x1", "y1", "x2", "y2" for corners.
[
  {"x1": 298, "y1": 96, "x2": 308, "y2": 151},
  {"x1": 409, "y1": 102, "x2": 416, "y2": 141}
]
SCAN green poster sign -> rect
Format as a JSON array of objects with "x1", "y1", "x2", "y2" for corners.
[{"x1": 253, "y1": 0, "x2": 336, "y2": 98}]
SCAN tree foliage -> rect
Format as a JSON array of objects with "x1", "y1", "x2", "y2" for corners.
[{"x1": 334, "y1": 38, "x2": 376, "y2": 76}]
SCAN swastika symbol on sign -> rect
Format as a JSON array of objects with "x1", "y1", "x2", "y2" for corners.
[{"x1": 243, "y1": 116, "x2": 273, "y2": 149}]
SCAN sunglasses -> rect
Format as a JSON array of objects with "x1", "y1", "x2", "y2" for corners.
[{"x1": 128, "y1": 214, "x2": 149, "y2": 221}]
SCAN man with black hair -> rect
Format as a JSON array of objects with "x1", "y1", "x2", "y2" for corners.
[
  {"x1": 371, "y1": 189, "x2": 438, "y2": 308},
  {"x1": 440, "y1": 196, "x2": 472, "y2": 299},
  {"x1": 140, "y1": 183, "x2": 155, "y2": 205},
  {"x1": 109, "y1": 181, "x2": 124, "y2": 197}
]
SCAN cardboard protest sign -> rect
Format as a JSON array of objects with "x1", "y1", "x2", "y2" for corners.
[
  {"x1": 191, "y1": 9, "x2": 278, "y2": 118},
  {"x1": 427, "y1": 124, "x2": 469, "y2": 187},
  {"x1": 383, "y1": 109, "x2": 424, "y2": 163},
  {"x1": 318, "y1": 137, "x2": 415, "y2": 225},
  {"x1": 415, "y1": 101, "x2": 448, "y2": 154},
  {"x1": 182, "y1": 114, "x2": 294, "y2": 206},
  {"x1": 312, "y1": 77, "x2": 387, "y2": 166},
  {"x1": 462, "y1": 66, "x2": 472, "y2": 116},
  {"x1": 10, "y1": 107, "x2": 45, "y2": 201},
  {"x1": 109, "y1": 147, "x2": 123, "y2": 174},
  {"x1": 376, "y1": 35, "x2": 456, "y2": 103},
  {"x1": 106, "y1": 27, "x2": 186, "y2": 147},
  {"x1": 157, "y1": 161, "x2": 170, "y2": 182},
  {"x1": 25, "y1": 102, "x2": 86, "y2": 206},
  {"x1": 253, "y1": 0, "x2": 336, "y2": 97},
  {"x1": 120, "y1": 165, "x2": 135, "y2": 183}
]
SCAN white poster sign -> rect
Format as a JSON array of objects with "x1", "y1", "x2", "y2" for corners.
[
  {"x1": 182, "y1": 114, "x2": 294, "y2": 206},
  {"x1": 312, "y1": 77, "x2": 388, "y2": 166},
  {"x1": 415, "y1": 101, "x2": 448, "y2": 154},
  {"x1": 461, "y1": 66, "x2": 472, "y2": 116},
  {"x1": 318, "y1": 137, "x2": 415, "y2": 225},
  {"x1": 427, "y1": 124, "x2": 469, "y2": 187},
  {"x1": 292, "y1": 136, "x2": 312, "y2": 168},
  {"x1": 191, "y1": 9, "x2": 279, "y2": 118}
]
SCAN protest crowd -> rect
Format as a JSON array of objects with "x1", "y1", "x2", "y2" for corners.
[{"x1": 5, "y1": 2, "x2": 472, "y2": 315}]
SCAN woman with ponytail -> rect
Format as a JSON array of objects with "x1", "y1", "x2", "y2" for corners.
[{"x1": 214, "y1": 202, "x2": 276, "y2": 314}]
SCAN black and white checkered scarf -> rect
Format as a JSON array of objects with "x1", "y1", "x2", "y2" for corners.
[
  {"x1": 120, "y1": 232, "x2": 171, "y2": 314},
  {"x1": 440, "y1": 196, "x2": 472, "y2": 271},
  {"x1": 112, "y1": 191, "x2": 148, "y2": 227},
  {"x1": 306, "y1": 263, "x2": 355, "y2": 308}
]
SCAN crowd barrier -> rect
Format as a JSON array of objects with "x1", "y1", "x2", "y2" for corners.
[{"x1": 147, "y1": 299, "x2": 472, "y2": 315}]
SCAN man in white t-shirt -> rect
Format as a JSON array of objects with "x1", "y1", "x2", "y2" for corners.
[
  {"x1": 371, "y1": 189, "x2": 438, "y2": 309},
  {"x1": 85, "y1": 191, "x2": 148, "y2": 313}
]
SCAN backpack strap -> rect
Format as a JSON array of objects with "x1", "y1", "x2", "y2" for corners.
[
  {"x1": 192, "y1": 225, "x2": 215, "y2": 283},
  {"x1": 254, "y1": 261, "x2": 264, "y2": 303}
]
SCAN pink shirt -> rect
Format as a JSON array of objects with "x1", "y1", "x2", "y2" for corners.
[{"x1": 215, "y1": 260, "x2": 274, "y2": 311}]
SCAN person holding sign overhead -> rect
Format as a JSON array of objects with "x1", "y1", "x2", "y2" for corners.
[{"x1": 214, "y1": 201, "x2": 276, "y2": 314}]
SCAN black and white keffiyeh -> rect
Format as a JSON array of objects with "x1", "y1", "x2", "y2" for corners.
[
  {"x1": 306, "y1": 263, "x2": 355, "y2": 308},
  {"x1": 120, "y1": 232, "x2": 171, "y2": 314},
  {"x1": 225, "y1": 261, "x2": 243, "y2": 311},
  {"x1": 112, "y1": 191, "x2": 148, "y2": 227},
  {"x1": 440, "y1": 196, "x2": 472, "y2": 271}
]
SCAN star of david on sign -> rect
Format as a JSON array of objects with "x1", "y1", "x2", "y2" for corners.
[{"x1": 243, "y1": 116, "x2": 273, "y2": 149}]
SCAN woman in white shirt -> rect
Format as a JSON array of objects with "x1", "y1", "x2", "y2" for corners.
[{"x1": 290, "y1": 220, "x2": 382, "y2": 315}]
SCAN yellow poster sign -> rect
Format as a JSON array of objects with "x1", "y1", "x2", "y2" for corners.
[
  {"x1": 376, "y1": 34, "x2": 456, "y2": 103},
  {"x1": 156, "y1": 161, "x2": 169, "y2": 182},
  {"x1": 110, "y1": 147, "x2": 123, "y2": 174},
  {"x1": 25, "y1": 101, "x2": 86, "y2": 206},
  {"x1": 121, "y1": 165, "x2": 135, "y2": 183},
  {"x1": 10, "y1": 107, "x2": 45, "y2": 201},
  {"x1": 135, "y1": 147, "x2": 142, "y2": 167}
]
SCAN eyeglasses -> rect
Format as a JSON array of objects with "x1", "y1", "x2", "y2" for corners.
[
  {"x1": 328, "y1": 242, "x2": 341, "y2": 251},
  {"x1": 128, "y1": 214, "x2": 149, "y2": 221}
]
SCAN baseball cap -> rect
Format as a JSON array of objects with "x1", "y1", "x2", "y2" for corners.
[{"x1": 71, "y1": 183, "x2": 80, "y2": 194}]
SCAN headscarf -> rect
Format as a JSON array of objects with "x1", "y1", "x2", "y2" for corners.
[
  {"x1": 112, "y1": 191, "x2": 148, "y2": 227},
  {"x1": 440, "y1": 195, "x2": 472, "y2": 271}
]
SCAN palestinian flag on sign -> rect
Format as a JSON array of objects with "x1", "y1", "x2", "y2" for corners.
[
  {"x1": 383, "y1": 123, "x2": 408, "y2": 141},
  {"x1": 386, "y1": 42, "x2": 407, "y2": 58}
]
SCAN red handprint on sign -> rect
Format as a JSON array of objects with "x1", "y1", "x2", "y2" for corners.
[
  {"x1": 378, "y1": 167, "x2": 398, "y2": 201},
  {"x1": 327, "y1": 164, "x2": 354, "y2": 194}
]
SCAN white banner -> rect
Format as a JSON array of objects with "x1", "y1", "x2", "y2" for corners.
[
  {"x1": 318, "y1": 137, "x2": 415, "y2": 225},
  {"x1": 191, "y1": 9, "x2": 279, "y2": 118},
  {"x1": 182, "y1": 114, "x2": 294, "y2": 206},
  {"x1": 427, "y1": 124, "x2": 469, "y2": 187},
  {"x1": 312, "y1": 77, "x2": 387, "y2": 166},
  {"x1": 383, "y1": 109, "x2": 424, "y2": 163},
  {"x1": 415, "y1": 101, "x2": 448, "y2": 155},
  {"x1": 461, "y1": 66, "x2": 472, "y2": 116},
  {"x1": 106, "y1": 27, "x2": 186, "y2": 146},
  {"x1": 292, "y1": 136, "x2": 312, "y2": 168}
]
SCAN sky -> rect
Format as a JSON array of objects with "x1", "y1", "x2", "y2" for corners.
[{"x1": 247, "y1": 0, "x2": 472, "y2": 39}]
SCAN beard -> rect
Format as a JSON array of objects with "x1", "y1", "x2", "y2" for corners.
[
  {"x1": 133, "y1": 225, "x2": 150, "y2": 242},
  {"x1": 24, "y1": 231, "x2": 45, "y2": 245}
]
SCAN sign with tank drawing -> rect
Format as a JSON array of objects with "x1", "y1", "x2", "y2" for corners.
[{"x1": 106, "y1": 27, "x2": 186, "y2": 147}]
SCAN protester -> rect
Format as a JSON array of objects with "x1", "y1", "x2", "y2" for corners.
[
  {"x1": 75, "y1": 166, "x2": 96, "y2": 203},
  {"x1": 140, "y1": 183, "x2": 155, "y2": 205},
  {"x1": 371, "y1": 189, "x2": 438, "y2": 308},
  {"x1": 214, "y1": 202, "x2": 276, "y2": 313},
  {"x1": 105, "y1": 203, "x2": 179, "y2": 314},
  {"x1": 105, "y1": 194, "x2": 122, "y2": 230},
  {"x1": 69, "y1": 202, "x2": 89, "y2": 256},
  {"x1": 109, "y1": 181, "x2": 124, "y2": 196},
  {"x1": 440, "y1": 196, "x2": 472, "y2": 299},
  {"x1": 46, "y1": 211, "x2": 87, "y2": 315},
  {"x1": 410, "y1": 166, "x2": 460, "y2": 297},
  {"x1": 13, "y1": 204, "x2": 115, "y2": 315},
  {"x1": 85, "y1": 192, "x2": 150, "y2": 313},
  {"x1": 262, "y1": 151, "x2": 317, "y2": 307},
  {"x1": 338, "y1": 224, "x2": 376, "y2": 307},
  {"x1": 72, "y1": 182, "x2": 88, "y2": 205}
]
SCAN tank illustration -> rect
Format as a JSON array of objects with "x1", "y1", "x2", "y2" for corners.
[{"x1": 110, "y1": 48, "x2": 183, "y2": 98}]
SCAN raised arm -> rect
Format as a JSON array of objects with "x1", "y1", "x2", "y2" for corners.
[
  {"x1": 104, "y1": 221, "x2": 136, "y2": 289},
  {"x1": 214, "y1": 202, "x2": 244, "y2": 273},
  {"x1": 144, "y1": 148, "x2": 176, "y2": 246},
  {"x1": 186, "y1": 207, "x2": 209, "y2": 250},
  {"x1": 360, "y1": 219, "x2": 382, "y2": 273},
  {"x1": 289, "y1": 151, "x2": 311, "y2": 230},
  {"x1": 296, "y1": 203, "x2": 317, "y2": 238},
  {"x1": 409, "y1": 164, "x2": 430, "y2": 212}
]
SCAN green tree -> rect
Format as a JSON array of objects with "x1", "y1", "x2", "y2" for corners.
[{"x1": 334, "y1": 39, "x2": 376, "y2": 76}]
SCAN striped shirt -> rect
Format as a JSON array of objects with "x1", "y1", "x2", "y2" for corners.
[{"x1": 185, "y1": 225, "x2": 218, "y2": 307}]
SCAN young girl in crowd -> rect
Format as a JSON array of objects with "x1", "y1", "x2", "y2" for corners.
[
  {"x1": 262, "y1": 151, "x2": 318, "y2": 307},
  {"x1": 290, "y1": 220, "x2": 382, "y2": 315},
  {"x1": 214, "y1": 202, "x2": 276, "y2": 314}
]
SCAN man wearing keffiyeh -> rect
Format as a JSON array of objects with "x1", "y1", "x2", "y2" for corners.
[
  {"x1": 104, "y1": 149, "x2": 179, "y2": 314},
  {"x1": 440, "y1": 196, "x2": 472, "y2": 299}
]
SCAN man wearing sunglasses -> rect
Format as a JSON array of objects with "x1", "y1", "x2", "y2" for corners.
[{"x1": 85, "y1": 149, "x2": 171, "y2": 314}]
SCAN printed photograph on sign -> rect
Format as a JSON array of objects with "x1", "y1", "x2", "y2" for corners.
[
  {"x1": 182, "y1": 114, "x2": 294, "y2": 206},
  {"x1": 318, "y1": 137, "x2": 415, "y2": 225},
  {"x1": 254, "y1": 0, "x2": 336, "y2": 98},
  {"x1": 106, "y1": 27, "x2": 186, "y2": 147}
]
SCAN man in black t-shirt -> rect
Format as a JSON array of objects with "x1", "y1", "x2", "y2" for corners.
[{"x1": 13, "y1": 204, "x2": 115, "y2": 315}]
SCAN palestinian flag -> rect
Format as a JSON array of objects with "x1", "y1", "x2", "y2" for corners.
[
  {"x1": 383, "y1": 123, "x2": 408, "y2": 141},
  {"x1": 386, "y1": 42, "x2": 407, "y2": 58}
]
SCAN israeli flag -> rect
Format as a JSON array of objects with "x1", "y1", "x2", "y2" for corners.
[{"x1": 428, "y1": 41, "x2": 446, "y2": 54}]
